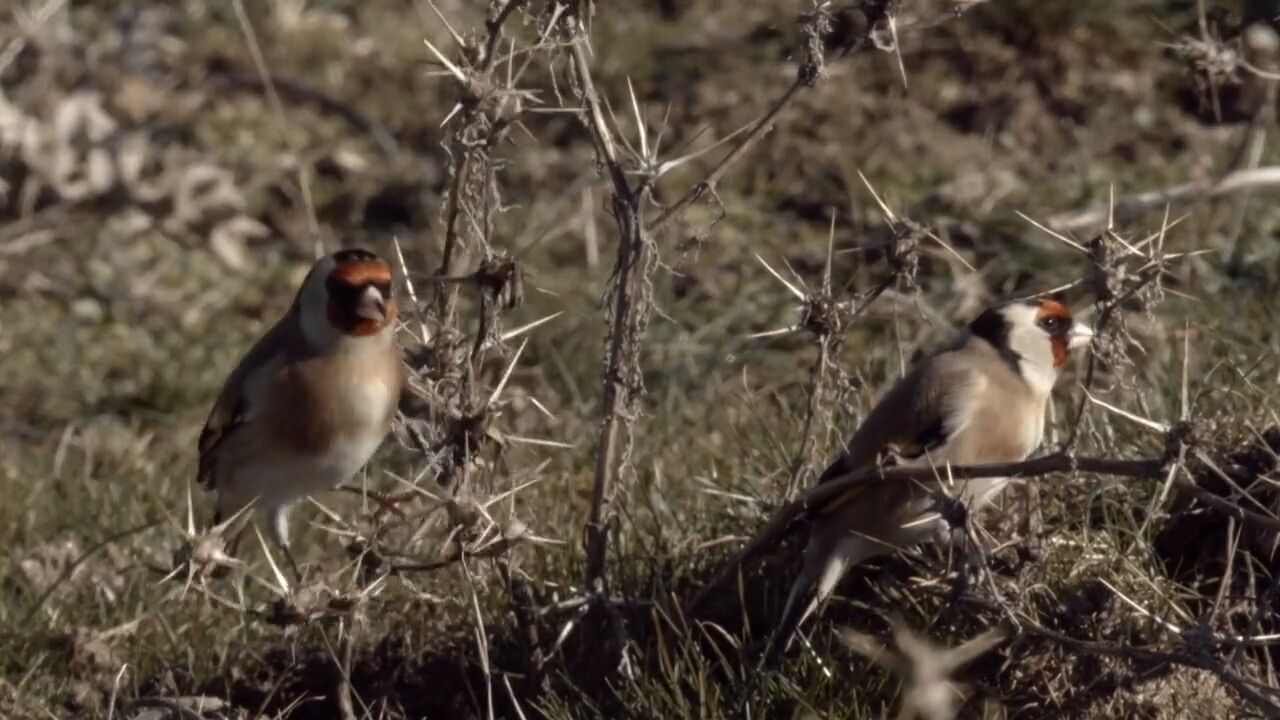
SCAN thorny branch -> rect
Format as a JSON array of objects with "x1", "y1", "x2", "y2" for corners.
[
  {"x1": 1047, "y1": 165, "x2": 1280, "y2": 233},
  {"x1": 1049, "y1": 23, "x2": 1280, "y2": 237},
  {"x1": 568, "y1": 33, "x2": 652, "y2": 596},
  {"x1": 765, "y1": 223, "x2": 909, "y2": 501},
  {"x1": 646, "y1": 6, "x2": 830, "y2": 237},
  {"x1": 944, "y1": 591, "x2": 1280, "y2": 718},
  {"x1": 569, "y1": 0, "x2": 876, "y2": 602},
  {"x1": 406, "y1": 2, "x2": 550, "y2": 501},
  {"x1": 431, "y1": 1, "x2": 530, "y2": 340},
  {"x1": 569, "y1": 0, "x2": 894, "y2": 604},
  {"x1": 686, "y1": 446, "x2": 1280, "y2": 615},
  {"x1": 646, "y1": 78, "x2": 807, "y2": 237},
  {"x1": 786, "y1": 336, "x2": 841, "y2": 499},
  {"x1": 1060, "y1": 223, "x2": 1174, "y2": 451},
  {"x1": 646, "y1": 0, "x2": 996, "y2": 239}
]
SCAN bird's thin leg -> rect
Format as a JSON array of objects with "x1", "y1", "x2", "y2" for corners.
[
  {"x1": 279, "y1": 544, "x2": 303, "y2": 583},
  {"x1": 927, "y1": 492, "x2": 977, "y2": 602},
  {"x1": 267, "y1": 504, "x2": 303, "y2": 582}
]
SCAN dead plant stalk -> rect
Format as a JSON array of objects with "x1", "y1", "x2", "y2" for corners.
[
  {"x1": 573, "y1": 0, "x2": 839, "y2": 596},
  {"x1": 569, "y1": 37, "x2": 648, "y2": 593}
]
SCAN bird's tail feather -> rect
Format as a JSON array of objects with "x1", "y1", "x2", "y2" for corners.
[
  {"x1": 762, "y1": 535, "x2": 873, "y2": 664},
  {"x1": 761, "y1": 568, "x2": 819, "y2": 665}
]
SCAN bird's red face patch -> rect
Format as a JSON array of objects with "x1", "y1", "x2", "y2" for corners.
[
  {"x1": 1035, "y1": 299, "x2": 1074, "y2": 368},
  {"x1": 330, "y1": 256, "x2": 392, "y2": 288},
  {"x1": 325, "y1": 255, "x2": 396, "y2": 337}
]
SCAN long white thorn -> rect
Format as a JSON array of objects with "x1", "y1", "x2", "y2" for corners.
[
  {"x1": 502, "y1": 312, "x2": 562, "y2": 341},
  {"x1": 754, "y1": 253, "x2": 806, "y2": 301},
  {"x1": 392, "y1": 234, "x2": 430, "y2": 345},
  {"x1": 924, "y1": 229, "x2": 977, "y2": 272},
  {"x1": 488, "y1": 337, "x2": 529, "y2": 408},
  {"x1": 1017, "y1": 211, "x2": 1090, "y2": 255},
  {"x1": 186, "y1": 485, "x2": 196, "y2": 535},
  {"x1": 440, "y1": 101, "x2": 464, "y2": 128},
  {"x1": 654, "y1": 121, "x2": 750, "y2": 177},
  {"x1": 253, "y1": 525, "x2": 291, "y2": 597},
  {"x1": 747, "y1": 325, "x2": 801, "y2": 339},
  {"x1": 505, "y1": 434, "x2": 574, "y2": 449},
  {"x1": 1180, "y1": 320, "x2": 1191, "y2": 421},
  {"x1": 423, "y1": 38, "x2": 467, "y2": 83},
  {"x1": 527, "y1": 395, "x2": 557, "y2": 420},
  {"x1": 627, "y1": 76, "x2": 648, "y2": 160},
  {"x1": 824, "y1": 209, "x2": 836, "y2": 292},
  {"x1": 857, "y1": 170, "x2": 898, "y2": 227},
  {"x1": 422, "y1": 0, "x2": 466, "y2": 49},
  {"x1": 1083, "y1": 389, "x2": 1170, "y2": 432}
]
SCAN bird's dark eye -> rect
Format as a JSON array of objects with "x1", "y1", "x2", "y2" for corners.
[{"x1": 1038, "y1": 316, "x2": 1067, "y2": 333}]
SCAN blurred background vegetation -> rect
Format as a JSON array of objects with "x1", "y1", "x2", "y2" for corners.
[{"x1": 2, "y1": 1, "x2": 1279, "y2": 718}]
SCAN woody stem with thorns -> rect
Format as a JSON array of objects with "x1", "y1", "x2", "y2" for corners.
[
  {"x1": 686, "y1": 448, "x2": 1280, "y2": 615},
  {"x1": 647, "y1": 7, "x2": 831, "y2": 236},
  {"x1": 569, "y1": 35, "x2": 650, "y2": 594},
  {"x1": 433, "y1": 2, "x2": 526, "y2": 339},
  {"x1": 786, "y1": 336, "x2": 838, "y2": 500},
  {"x1": 570, "y1": 0, "x2": 846, "y2": 597}
]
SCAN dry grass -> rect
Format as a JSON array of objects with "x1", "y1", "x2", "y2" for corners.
[{"x1": 2, "y1": 1, "x2": 1280, "y2": 718}]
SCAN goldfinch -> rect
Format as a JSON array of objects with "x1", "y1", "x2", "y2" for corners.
[
  {"x1": 772, "y1": 298, "x2": 1093, "y2": 653},
  {"x1": 196, "y1": 248, "x2": 405, "y2": 574}
]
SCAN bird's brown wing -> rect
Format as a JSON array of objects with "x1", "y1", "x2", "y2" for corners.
[
  {"x1": 814, "y1": 347, "x2": 983, "y2": 489},
  {"x1": 196, "y1": 313, "x2": 300, "y2": 490}
]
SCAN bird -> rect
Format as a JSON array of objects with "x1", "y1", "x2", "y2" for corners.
[
  {"x1": 196, "y1": 248, "x2": 405, "y2": 577},
  {"x1": 768, "y1": 297, "x2": 1093, "y2": 656}
]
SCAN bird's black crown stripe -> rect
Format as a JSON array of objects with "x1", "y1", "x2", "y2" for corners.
[
  {"x1": 333, "y1": 248, "x2": 379, "y2": 264},
  {"x1": 968, "y1": 306, "x2": 1023, "y2": 373}
]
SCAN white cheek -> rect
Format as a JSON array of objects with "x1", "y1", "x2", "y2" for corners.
[{"x1": 1020, "y1": 358, "x2": 1059, "y2": 398}]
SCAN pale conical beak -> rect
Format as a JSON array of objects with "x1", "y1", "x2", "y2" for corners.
[
  {"x1": 1067, "y1": 324, "x2": 1095, "y2": 349},
  {"x1": 355, "y1": 285, "x2": 386, "y2": 322}
]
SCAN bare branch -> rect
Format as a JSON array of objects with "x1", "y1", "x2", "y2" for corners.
[
  {"x1": 1048, "y1": 166, "x2": 1280, "y2": 232},
  {"x1": 567, "y1": 34, "x2": 650, "y2": 595},
  {"x1": 686, "y1": 449, "x2": 1280, "y2": 615}
]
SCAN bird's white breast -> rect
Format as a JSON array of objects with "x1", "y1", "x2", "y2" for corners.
[
  {"x1": 323, "y1": 375, "x2": 394, "y2": 478},
  {"x1": 262, "y1": 375, "x2": 394, "y2": 503},
  {"x1": 219, "y1": 426, "x2": 391, "y2": 520},
  {"x1": 347, "y1": 376, "x2": 394, "y2": 429},
  {"x1": 894, "y1": 377, "x2": 1047, "y2": 546}
]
